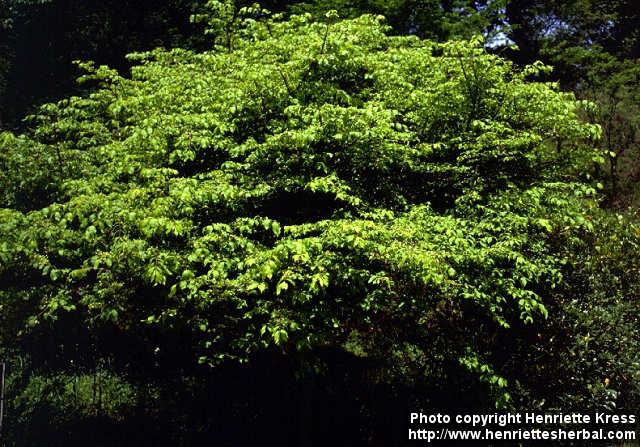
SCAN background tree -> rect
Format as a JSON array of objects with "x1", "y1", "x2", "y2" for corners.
[
  {"x1": 503, "y1": 0, "x2": 640, "y2": 207},
  {"x1": 291, "y1": 0, "x2": 506, "y2": 40},
  {"x1": 0, "y1": 0, "x2": 203, "y2": 127}
]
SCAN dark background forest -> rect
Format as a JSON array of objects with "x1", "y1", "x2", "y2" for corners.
[{"x1": 1, "y1": 1, "x2": 640, "y2": 446}]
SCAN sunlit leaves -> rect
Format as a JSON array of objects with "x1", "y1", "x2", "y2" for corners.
[{"x1": 0, "y1": 13, "x2": 603, "y2": 408}]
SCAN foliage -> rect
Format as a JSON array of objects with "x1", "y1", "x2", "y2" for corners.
[
  {"x1": 0, "y1": 12, "x2": 606, "y2": 434},
  {"x1": 291, "y1": 0, "x2": 507, "y2": 41},
  {"x1": 0, "y1": 0, "x2": 204, "y2": 126},
  {"x1": 504, "y1": 0, "x2": 640, "y2": 208},
  {"x1": 9, "y1": 370, "x2": 138, "y2": 443},
  {"x1": 505, "y1": 0, "x2": 640, "y2": 64},
  {"x1": 507, "y1": 209, "x2": 640, "y2": 413},
  {"x1": 565, "y1": 48, "x2": 640, "y2": 207}
]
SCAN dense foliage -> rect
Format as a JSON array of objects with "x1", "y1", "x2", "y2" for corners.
[
  {"x1": 505, "y1": 0, "x2": 640, "y2": 207},
  {"x1": 1, "y1": 1, "x2": 640, "y2": 445},
  {"x1": 0, "y1": 0, "x2": 506, "y2": 127}
]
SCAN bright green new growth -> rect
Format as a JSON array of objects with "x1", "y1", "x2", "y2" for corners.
[{"x1": 0, "y1": 14, "x2": 601, "y2": 407}]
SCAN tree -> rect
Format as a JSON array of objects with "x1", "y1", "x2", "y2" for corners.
[
  {"x1": 0, "y1": 10, "x2": 627, "y2": 444},
  {"x1": 504, "y1": 0, "x2": 640, "y2": 207},
  {"x1": 505, "y1": 0, "x2": 640, "y2": 64},
  {"x1": 292, "y1": 0, "x2": 507, "y2": 40}
]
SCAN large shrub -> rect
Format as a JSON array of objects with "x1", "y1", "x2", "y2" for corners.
[{"x1": 0, "y1": 11, "x2": 616, "y2": 443}]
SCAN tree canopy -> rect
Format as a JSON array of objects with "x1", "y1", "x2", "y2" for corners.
[{"x1": 1, "y1": 2, "x2": 640, "y2": 445}]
